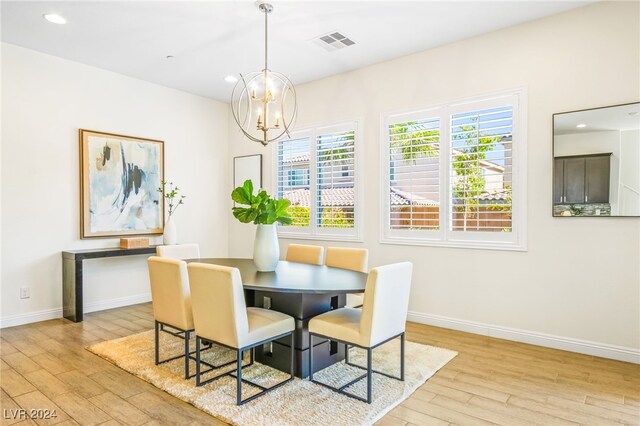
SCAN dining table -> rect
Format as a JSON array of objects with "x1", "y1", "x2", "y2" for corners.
[{"x1": 186, "y1": 258, "x2": 368, "y2": 378}]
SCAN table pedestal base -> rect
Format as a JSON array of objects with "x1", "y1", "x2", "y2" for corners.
[{"x1": 248, "y1": 290, "x2": 347, "y2": 378}]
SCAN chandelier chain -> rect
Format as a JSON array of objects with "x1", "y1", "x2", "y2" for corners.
[{"x1": 264, "y1": 7, "x2": 268, "y2": 71}]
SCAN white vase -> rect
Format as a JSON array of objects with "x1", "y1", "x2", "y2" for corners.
[
  {"x1": 163, "y1": 216, "x2": 177, "y2": 245},
  {"x1": 253, "y1": 224, "x2": 279, "y2": 272}
]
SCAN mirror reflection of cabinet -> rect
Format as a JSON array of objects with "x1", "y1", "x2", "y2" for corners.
[
  {"x1": 553, "y1": 102, "x2": 640, "y2": 217},
  {"x1": 554, "y1": 154, "x2": 611, "y2": 204},
  {"x1": 585, "y1": 155, "x2": 611, "y2": 203}
]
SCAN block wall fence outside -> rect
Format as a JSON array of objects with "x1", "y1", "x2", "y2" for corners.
[{"x1": 227, "y1": 1, "x2": 640, "y2": 361}]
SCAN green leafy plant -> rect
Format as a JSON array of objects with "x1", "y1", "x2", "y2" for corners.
[
  {"x1": 231, "y1": 180, "x2": 292, "y2": 225},
  {"x1": 288, "y1": 205, "x2": 310, "y2": 227},
  {"x1": 157, "y1": 180, "x2": 186, "y2": 218},
  {"x1": 390, "y1": 121, "x2": 439, "y2": 163},
  {"x1": 320, "y1": 207, "x2": 353, "y2": 229},
  {"x1": 569, "y1": 204, "x2": 583, "y2": 216},
  {"x1": 451, "y1": 120, "x2": 500, "y2": 231}
]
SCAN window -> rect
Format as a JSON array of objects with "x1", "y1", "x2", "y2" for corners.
[
  {"x1": 382, "y1": 89, "x2": 526, "y2": 250},
  {"x1": 288, "y1": 169, "x2": 309, "y2": 186},
  {"x1": 277, "y1": 136, "x2": 311, "y2": 227},
  {"x1": 275, "y1": 121, "x2": 361, "y2": 240}
]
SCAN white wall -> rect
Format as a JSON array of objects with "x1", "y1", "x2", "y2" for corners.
[
  {"x1": 1, "y1": 43, "x2": 229, "y2": 326},
  {"x1": 228, "y1": 2, "x2": 640, "y2": 361},
  {"x1": 620, "y1": 129, "x2": 640, "y2": 215},
  {"x1": 554, "y1": 130, "x2": 620, "y2": 212}
]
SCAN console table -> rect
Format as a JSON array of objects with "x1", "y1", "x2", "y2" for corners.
[{"x1": 62, "y1": 246, "x2": 158, "y2": 322}]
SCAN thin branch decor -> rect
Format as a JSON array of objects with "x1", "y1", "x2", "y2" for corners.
[
  {"x1": 158, "y1": 180, "x2": 186, "y2": 219},
  {"x1": 158, "y1": 180, "x2": 186, "y2": 245}
]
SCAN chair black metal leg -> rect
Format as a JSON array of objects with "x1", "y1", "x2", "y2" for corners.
[
  {"x1": 290, "y1": 333, "x2": 294, "y2": 379},
  {"x1": 193, "y1": 331, "x2": 294, "y2": 404},
  {"x1": 367, "y1": 348, "x2": 373, "y2": 404},
  {"x1": 308, "y1": 332, "x2": 404, "y2": 404},
  {"x1": 236, "y1": 350, "x2": 243, "y2": 405},
  {"x1": 195, "y1": 336, "x2": 201, "y2": 386},
  {"x1": 309, "y1": 334, "x2": 314, "y2": 380},
  {"x1": 400, "y1": 332, "x2": 405, "y2": 381},
  {"x1": 154, "y1": 320, "x2": 160, "y2": 365},
  {"x1": 184, "y1": 331, "x2": 190, "y2": 379}
]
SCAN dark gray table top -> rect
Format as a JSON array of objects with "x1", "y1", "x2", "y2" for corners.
[{"x1": 186, "y1": 258, "x2": 367, "y2": 294}]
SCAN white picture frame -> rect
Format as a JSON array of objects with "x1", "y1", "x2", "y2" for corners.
[{"x1": 234, "y1": 154, "x2": 262, "y2": 192}]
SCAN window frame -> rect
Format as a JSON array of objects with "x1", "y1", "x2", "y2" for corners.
[
  {"x1": 379, "y1": 88, "x2": 528, "y2": 251},
  {"x1": 273, "y1": 119, "x2": 364, "y2": 242}
]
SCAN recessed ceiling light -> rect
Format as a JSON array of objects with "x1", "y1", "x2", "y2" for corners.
[
  {"x1": 166, "y1": 55, "x2": 175, "y2": 60},
  {"x1": 576, "y1": 123, "x2": 587, "y2": 128},
  {"x1": 225, "y1": 75, "x2": 238, "y2": 83},
  {"x1": 43, "y1": 14, "x2": 66, "y2": 24},
  {"x1": 629, "y1": 111, "x2": 639, "y2": 116}
]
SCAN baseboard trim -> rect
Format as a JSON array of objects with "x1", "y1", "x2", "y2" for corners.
[
  {"x1": 0, "y1": 293, "x2": 151, "y2": 329},
  {"x1": 407, "y1": 311, "x2": 640, "y2": 364},
  {"x1": 84, "y1": 293, "x2": 151, "y2": 314},
  {"x1": 0, "y1": 308, "x2": 62, "y2": 329}
]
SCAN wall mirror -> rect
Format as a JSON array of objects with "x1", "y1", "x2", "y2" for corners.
[{"x1": 553, "y1": 102, "x2": 640, "y2": 217}]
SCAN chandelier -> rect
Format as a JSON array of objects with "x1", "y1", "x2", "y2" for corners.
[{"x1": 231, "y1": 2, "x2": 297, "y2": 146}]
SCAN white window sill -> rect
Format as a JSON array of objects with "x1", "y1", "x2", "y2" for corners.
[{"x1": 379, "y1": 236, "x2": 527, "y2": 252}]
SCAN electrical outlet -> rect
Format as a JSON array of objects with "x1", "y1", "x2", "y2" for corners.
[{"x1": 20, "y1": 287, "x2": 30, "y2": 299}]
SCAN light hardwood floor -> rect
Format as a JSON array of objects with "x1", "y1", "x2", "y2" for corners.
[{"x1": 1, "y1": 303, "x2": 638, "y2": 426}]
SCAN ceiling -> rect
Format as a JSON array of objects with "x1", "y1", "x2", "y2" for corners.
[
  {"x1": 554, "y1": 103, "x2": 640, "y2": 135},
  {"x1": 1, "y1": 1, "x2": 593, "y2": 102}
]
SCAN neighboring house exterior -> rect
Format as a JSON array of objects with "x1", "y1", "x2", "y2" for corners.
[{"x1": 279, "y1": 152, "x2": 355, "y2": 227}]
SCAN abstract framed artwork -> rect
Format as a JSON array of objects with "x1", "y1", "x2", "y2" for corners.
[{"x1": 80, "y1": 129, "x2": 164, "y2": 238}]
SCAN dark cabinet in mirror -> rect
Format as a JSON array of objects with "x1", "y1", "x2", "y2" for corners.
[{"x1": 553, "y1": 102, "x2": 640, "y2": 217}]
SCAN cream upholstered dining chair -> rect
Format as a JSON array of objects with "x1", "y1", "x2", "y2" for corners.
[
  {"x1": 309, "y1": 262, "x2": 413, "y2": 403},
  {"x1": 148, "y1": 256, "x2": 214, "y2": 379},
  {"x1": 156, "y1": 243, "x2": 200, "y2": 260},
  {"x1": 325, "y1": 247, "x2": 368, "y2": 308},
  {"x1": 147, "y1": 256, "x2": 228, "y2": 379},
  {"x1": 188, "y1": 262, "x2": 295, "y2": 405},
  {"x1": 285, "y1": 244, "x2": 324, "y2": 265}
]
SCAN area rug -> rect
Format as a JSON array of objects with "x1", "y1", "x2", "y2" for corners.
[{"x1": 87, "y1": 330, "x2": 456, "y2": 426}]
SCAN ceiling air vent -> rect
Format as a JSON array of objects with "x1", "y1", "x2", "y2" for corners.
[{"x1": 312, "y1": 31, "x2": 356, "y2": 52}]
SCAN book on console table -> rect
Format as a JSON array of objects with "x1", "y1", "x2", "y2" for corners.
[{"x1": 119, "y1": 237, "x2": 150, "y2": 249}]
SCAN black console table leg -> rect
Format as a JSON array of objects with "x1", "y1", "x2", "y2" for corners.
[
  {"x1": 61, "y1": 246, "x2": 159, "y2": 323},
  {"x1": 62, "y1": 256, "x2": 83, "y2": 322}
]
